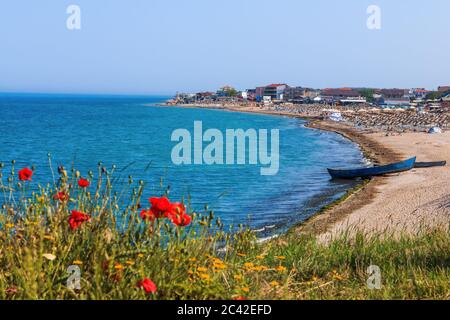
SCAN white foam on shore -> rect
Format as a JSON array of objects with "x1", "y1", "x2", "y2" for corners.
[{"x1": 257, "y1": 234, "x2": 280, "y2": 243}]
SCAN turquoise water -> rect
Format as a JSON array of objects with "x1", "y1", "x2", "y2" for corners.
[{"x1": 0, "y1": 94, "x2": 365, "y2": 236}]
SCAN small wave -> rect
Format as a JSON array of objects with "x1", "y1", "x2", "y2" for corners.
[
  {"x1": 252, "y1": 224, "x2": 277, "y2": 233},
  {"x1": 257, "y1": 234, "x2": 280, "y2": 243}
]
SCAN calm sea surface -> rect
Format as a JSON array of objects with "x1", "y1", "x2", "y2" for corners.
[{"x1": 0, "y1": 94, "x2": 365, "y2": 236}]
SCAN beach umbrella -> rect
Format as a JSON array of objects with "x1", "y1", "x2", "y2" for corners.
[
  {"x1": 428, "y1": 127, "x2": 442, "y2": 134},
  {"x1": 329, "y1": 112, "x2": 343, "y2": 122}
]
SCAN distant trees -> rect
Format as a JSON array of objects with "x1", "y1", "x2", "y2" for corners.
[
  {"x1": 358, "y1": 88, "x2": 376, "y2": 103},
  {"x1": 217, "y1": 86, "x2": 239, "y2": 97},
  {"x1": 426, "y1": 91, "x2": 443, "y2": 100},
  {"x1": 226, "y1": 88, "x2": 239, "y2": 97}
]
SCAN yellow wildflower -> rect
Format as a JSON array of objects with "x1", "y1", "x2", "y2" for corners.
[
  {"x1": 275, "y1": 256, "x2": 286, "y2": 260},
  {"x1": 5, "y1": 223, "x2": 14, "y2": 229},
  {"x1": 188, "y1": 258, "x2": 197, "y2": 262},
  {"x1": 237, "y1": 253, "x2": 246, "y2": 257},
  {"x1": 275, "y1": 265, "x2": 287, "y2": 272},
  {"x1": 270, "y1": 281, "x2": 280, "y2": 287},
  {"x1": 199, "y1": 273, "x2": 211, "y2": 281},
  {"x1": 252, "y1": 265, "x2": 268, "y2": 272},
  {"x1": 256, "y1": 255, "x2": 264, "y2": 260},
  {"x1": 114, "y1": 263, "x2": 124, "y2": 270},
  {"x1": 125, "y1": 260, "x2": 135, "y2": 266},
  {"x1": 334, "y1": 274, "x2": 344, "y2": 281},
  {"x1": 234, "y1": 275, "x2": 243, "y2": 281},
  {"x1": 213, "y1": 262, "x2": 227, "y2": 270},
  {"x1": 43, "y1": 235, "x2": 53, "y2": 241},
  {"x1": 73, "y1": 260, "x2": 83, "y2": 265},
  {"x1": 137, "y1": 253, "x2": 144, "y2": 258},
  {"x1": 241, "y1": 287, "x2": 250, "y2": 293},
  {"x1": 244, "y1": 262, "x2": 254, "y2": 268},
  {"x1": 197, "y1": 267, "x2": 208, "y2": 272}
]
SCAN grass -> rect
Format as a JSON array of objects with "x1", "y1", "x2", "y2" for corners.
[{"x1": 0, "y1": 160, "x2": 448, "y2": 300}]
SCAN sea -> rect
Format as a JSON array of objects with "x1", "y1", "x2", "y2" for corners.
[{"x1": 0, "y1": 94, "x2": 366, "y2": 237}]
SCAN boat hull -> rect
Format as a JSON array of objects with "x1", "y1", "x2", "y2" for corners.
[
  {"x1": 414, "y1": 161, "x2": 446, "y2": 168},
  {"x1": 328, "y1": 157, "x2": 416, "y2": 179}
]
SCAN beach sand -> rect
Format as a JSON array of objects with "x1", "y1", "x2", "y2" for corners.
[
  {"x1": 321, "y1": 130, "x2": 450, "y2": 237},
  {"x1": 301, "y1": 121, "x2": 450, "y2": 240}
]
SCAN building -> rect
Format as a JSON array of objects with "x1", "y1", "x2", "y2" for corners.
[
  {"x1": 263, "y1": 84, "x2": 288, "y2": 101},
  {"x1": 244, "y1": 89, "x2": 256, "y2": 101},
  {"x1": 383, "y1": 98, "x2": 411, "y2": 107},
  {"x1": 377, "y1": 88, "x2": 409, "y2": 99},
  {"x1": 410, "y1": 88, "x2": 430, "y2": 99},
  {"x1": 255, "y1": 87, "x2": 265, "y2": 102},
  {"x1": 321, "y1": 88, "x2": 361, "y2": 98},
  {"x1": 438, "y1": 86, "x2": 450, "y2": 93},
  {"x1": 283, "y1": 87, "x2": 319, "y2": 101},
  {"x1": 339, "y1": 98, "x2": 367, "y2": 105},
  {"x1": 283, "y1": 87, "x2": 307, "y2": 101}
]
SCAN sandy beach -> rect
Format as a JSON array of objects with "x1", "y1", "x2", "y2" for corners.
[
  {"x1": 312, "y1": 123, "x2": 450, "y2": 239},
  {"x1": 170, "y1": 103, "x2": 450, "y2": 237}
]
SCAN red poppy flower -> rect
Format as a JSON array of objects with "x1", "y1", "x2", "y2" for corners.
[
  {"x1": 167, "y1": 202, "x2": 186, "y2": 216},
  {"x1": 140, "y1": 209, "x2": 157, "y2": 222},
  {"x1": 5, "y1": 287, "x2": 18, "y2": 295},
  {"x1": 169, "y1": 213, "x2": 192, "y2": 227},
  {"x1": 53, "y1": 192, "x2": 69, "y2": 202},
  {"x1": 18, "y1": 168, "x2": 33, "y2": 181},
  {"x1": 137, "y1": 278, "x2": 157, "y2": 294},
  {"x1": 234, "y1": 296, "x2": 247, "y2": 300},
  {"x1": 166, "y1": 202, "x2": 191, "y2": 227},
  {"x1": 77, "y1": 178, "x2": 90, "y2": 188},
  {"x1": 69, "y1": 210, "x2": 90, "y2": 230},
  {"x1": 149, "y1": 197, "x2": 171, "y2": 213}
]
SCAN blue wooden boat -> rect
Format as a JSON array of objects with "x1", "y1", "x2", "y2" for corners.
[{"x1": 328, "y1": 157, "x2": 416, "y2": 179}]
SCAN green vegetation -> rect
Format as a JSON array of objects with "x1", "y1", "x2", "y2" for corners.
[
  {"x1": 358, "y1": 88, "x2": 376, "y2": 103},
  {"x1": 225, "y1": 88, "x2": 239, "y2": 97},
  {"x1": 0, "y1": 161, "x2": 448, "y2": 300},
  {"x1": 426, "y1": 91, "x2": 444, "y2": 100}
]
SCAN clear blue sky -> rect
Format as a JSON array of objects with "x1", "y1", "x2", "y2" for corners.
[{"x1": 0, "y1": 0, "x2": 449, "y2": 95}]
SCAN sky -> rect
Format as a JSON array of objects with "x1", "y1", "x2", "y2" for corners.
[{"x1": 0, "y1": 0, "x2": 449, "y2": 95}]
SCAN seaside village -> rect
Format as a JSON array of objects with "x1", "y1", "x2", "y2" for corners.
[{"x1": 166, "y1": 85, "x2": 450, "y2": 133}]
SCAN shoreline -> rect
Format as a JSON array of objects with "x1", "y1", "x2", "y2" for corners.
[{"x1": 164, "y1": 103, "x2": 450, "y2": 237}]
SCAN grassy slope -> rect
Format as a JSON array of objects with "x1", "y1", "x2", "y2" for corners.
[{"x1": 0, "y1": 162, "x2": 448, "y2": 300}]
